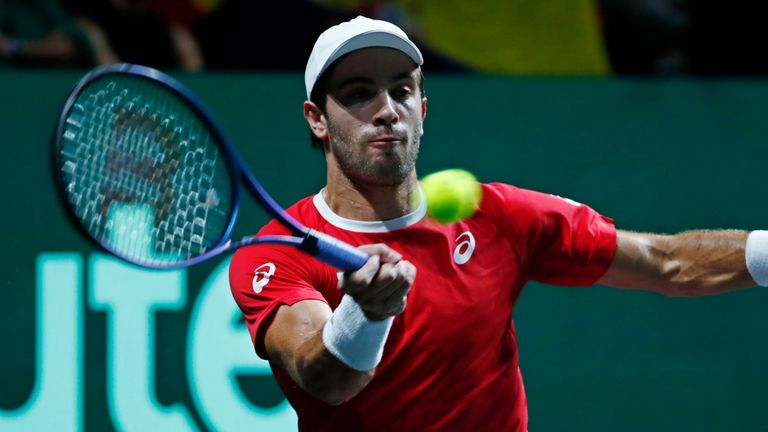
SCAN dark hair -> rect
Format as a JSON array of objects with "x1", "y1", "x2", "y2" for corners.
[{"x1": 308, "y1": 67, "x2": 426, "y2": 150}]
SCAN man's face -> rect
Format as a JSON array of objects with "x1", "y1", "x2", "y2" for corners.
[{"x1": 322, "y1": 47, "x2": 426, "y2": 186}]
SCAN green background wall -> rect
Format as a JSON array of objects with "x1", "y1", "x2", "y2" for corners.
[{"x1": 1, "y1": 69, "x2": 767, "y2": 431}]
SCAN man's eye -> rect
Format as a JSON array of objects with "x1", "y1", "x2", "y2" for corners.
[
  {"x1": 392, "y1": 87, "x2": 412, "y2": 100},
  {"x1": 345, "y1": 88, "x2": 374, "y2": 102}
]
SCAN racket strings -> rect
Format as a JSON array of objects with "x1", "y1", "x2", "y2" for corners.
[{"x1": 58, "y1": 76, "x2": 233, "y2": 266}]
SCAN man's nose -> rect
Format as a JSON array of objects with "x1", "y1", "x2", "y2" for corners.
[{"x1": 372, "y1": 92, "x2": 399, "y2": 127}]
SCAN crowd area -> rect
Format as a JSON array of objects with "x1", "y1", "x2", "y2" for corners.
[{"x1": 1, "y1": 0, "x2": 767, "y2": 76}]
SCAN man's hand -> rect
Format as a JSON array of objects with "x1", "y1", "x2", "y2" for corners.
[{"x1": 339, "y1": 244, "x2": 417, "y2": 321}]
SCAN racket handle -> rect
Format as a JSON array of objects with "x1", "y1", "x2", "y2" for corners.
[{"x1": 303, "y1": 230, "x2": 370, "y2": 272}]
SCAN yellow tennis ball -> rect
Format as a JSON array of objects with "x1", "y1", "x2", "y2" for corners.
[{"x1": 420, "y1": 169, "x2": 482, "y2": 224}]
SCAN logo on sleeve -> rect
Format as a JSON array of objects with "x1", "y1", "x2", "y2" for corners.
[
  {"x1": 252, "y1": 263, "x2": 276, "y2": 293},
  {"x1": 453, "y1": 231, "x2": 476, "y2": 265}
]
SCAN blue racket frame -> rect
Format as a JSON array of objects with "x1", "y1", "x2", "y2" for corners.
[{"x1": 53, "y1": 63, "x2": 369, "y2": 271}]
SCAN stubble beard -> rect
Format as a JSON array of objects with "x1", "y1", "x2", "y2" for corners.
[{"x1": 328, "y1": 120, "x2": 420, "y2": 187}]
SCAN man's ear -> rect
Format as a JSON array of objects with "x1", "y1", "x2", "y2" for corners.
[
  {"x1": 420, "y1": 97, "x2": 427, "y2": 135},
  {"x1": 304, "y1": 101, "x2": 328, "y2": 141}
]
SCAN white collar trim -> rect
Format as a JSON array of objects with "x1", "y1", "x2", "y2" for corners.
[{"x1": 312, "y1": 187, "x2": 426, "y2": 233}]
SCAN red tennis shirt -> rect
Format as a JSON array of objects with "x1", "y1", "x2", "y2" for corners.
[{"x1": 229, "y1": 182, "x2": 617, "y2": 431}]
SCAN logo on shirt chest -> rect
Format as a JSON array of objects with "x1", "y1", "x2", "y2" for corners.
[
  {"x1": 453, "y1": 231, "x2": 476, "y2": 265},
  {"x1": 252, "y1": 263, "x2": 276, "y2": 293}
]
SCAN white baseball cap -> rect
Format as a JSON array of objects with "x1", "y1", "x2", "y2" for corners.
[{"x1": 304, "y1": 15, "x2": 424, "y2": 99}]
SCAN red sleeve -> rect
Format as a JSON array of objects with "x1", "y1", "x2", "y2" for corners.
[
  {"x1": 229, "y1": 233, "x2": 337, "y2": 359},
  {"x1": 486, "y1": 183, "x2": 617, "y2": 286}
]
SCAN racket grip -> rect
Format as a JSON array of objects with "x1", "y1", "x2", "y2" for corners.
[{"x1": 303, "y1": 230, "x2": 370, "y2": 272}]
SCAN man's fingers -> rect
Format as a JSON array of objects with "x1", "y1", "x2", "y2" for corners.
[
  {"x1": 339, "y1": 244, "x2": 416, "y2": 320},
  {"x1": 341, "y1": 254, "x2": 381, "y2": 295},
  {"x1": 395, "y1": 260, "x2": 417, "y2": 286},
  {"x1": 353, "y1": 262, "x2": 401, "y2": 303},
  {"x1": 341, "y1": 244, "x2": 402, "y2": 295},
  {"x1": 358, "y1": 243, "x2": 402, "y2": 263},
  {"x1": 381, "y1": 261, "x2": 416, "y2": 312},
  {"x1": 353, "y1": 260, "x2": 416, "y2": 316}
]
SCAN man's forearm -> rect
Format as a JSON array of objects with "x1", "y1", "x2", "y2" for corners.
[
  {"x1": 659, "y1": 229, "x2": 754, "y2": 295},
  {"x1": 264, "y1": 301, "x2": 377, "y2": 406},
  {"x1": 284, "y1": 330, "x2": 375, "y2": 405},
  {"x1": 600, "y1": 229, "x2": 756, "y2": 296}
]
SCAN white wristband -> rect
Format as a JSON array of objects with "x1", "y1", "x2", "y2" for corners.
[
  {"x1": 745, "y1": 230, "x2": 768, "y2": 287},
  {"x1": 322, "y1": 295, "x2": 394, "y2": 371}
]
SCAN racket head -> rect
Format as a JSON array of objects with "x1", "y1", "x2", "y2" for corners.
[{"x1": 52, "y1": 63, "x2": 243, "y2": 269}]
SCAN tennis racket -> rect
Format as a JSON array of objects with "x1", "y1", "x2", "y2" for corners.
[{"x1": 52, "y1": 63, "x2": 369, "y2": 271}]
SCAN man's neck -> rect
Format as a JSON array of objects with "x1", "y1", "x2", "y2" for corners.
[{"x1": 323, "y1": 170, "x2": 420, "y2": 221}]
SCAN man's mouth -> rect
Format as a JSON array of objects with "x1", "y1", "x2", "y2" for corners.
[{"x1": 368, "y1": 135, "x2": 402, "y2": 148}]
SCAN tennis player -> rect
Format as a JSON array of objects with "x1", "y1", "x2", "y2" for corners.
[{"x1": 229, "y1": 16, "x2": 766, "y2": 431}]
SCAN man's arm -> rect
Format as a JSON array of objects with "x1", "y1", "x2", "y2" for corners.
[
  {"x1": 264, "y1": 299, "x2": 373, "y2": 405},
  {"x1": 263, "y1": 244, "x2": 416, "y2": 405},
  {"x1": 598, "y1": 229, "x2": 758, "y2": 296}
]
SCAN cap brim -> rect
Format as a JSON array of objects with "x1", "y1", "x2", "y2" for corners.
[{"x1": 318, "y1": 31, "x2": 424, "y2": 83}]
